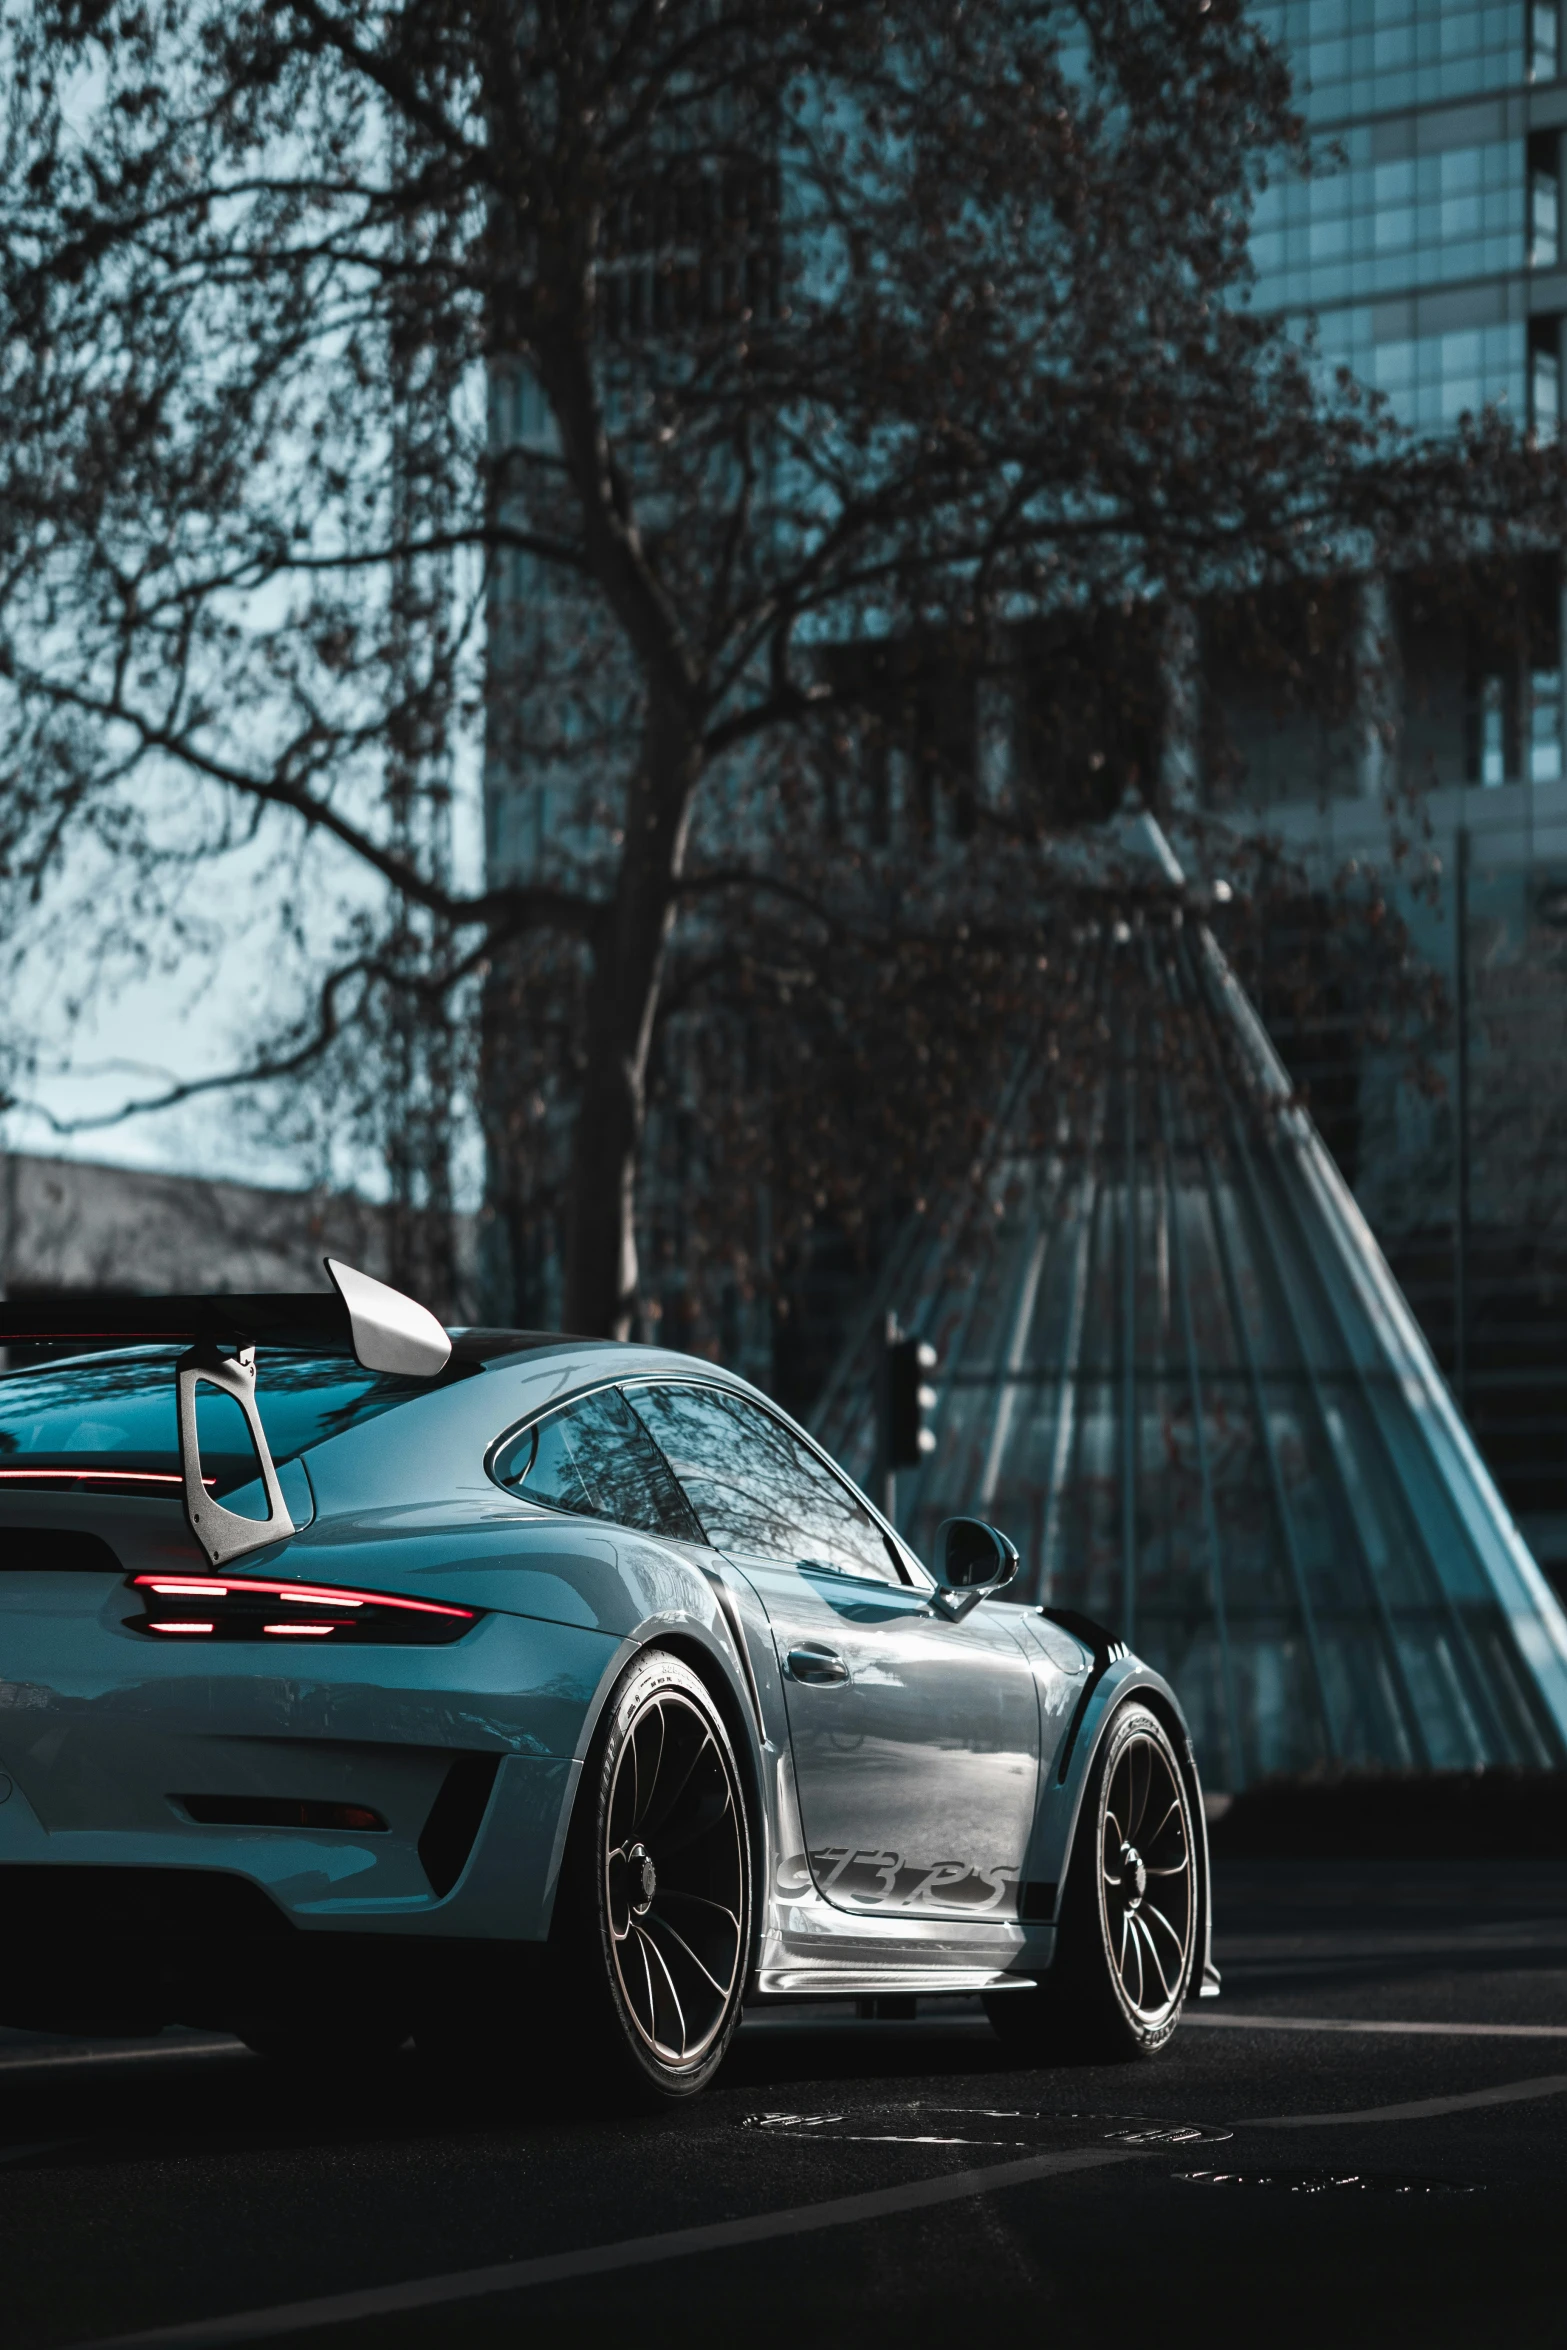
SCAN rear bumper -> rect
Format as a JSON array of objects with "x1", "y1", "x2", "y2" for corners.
[
  {"x1": 0, "y1": 1863, "x2": 560, "y2": 2029},
  {"x1": 0, "y1": 1589, "x2": 614, "y2": 1983},
  {"x1": 0, "y1": 1739, "x2": 585, "y2": 2032},
  {"x1": 0, "y1": 1746, "x2": 583, "y2": 1940}
]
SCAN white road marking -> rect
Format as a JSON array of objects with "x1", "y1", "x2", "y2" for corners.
[
  {"x1": 1256, "y1": 2073, "x2": 1567, "y2": 2129},
  {"x1": 59, "y1": 2067, "x2": 1567, "y2": 2347},
  {"x1": 0, "y1": 2138, "x2": 75, "y2": 2164},
  {"x1": 0, "y1": 2038, "x2": 239, "y2": 2078},
  {"x1": 1216, "y1": 1926, "x2": 1567, "y2": 1960},
  {"x1": 1190, "y1": 2013, "x2": 1567, "y2": 2041},
  {"x1": 64, "y1": 2147, "x2": 1138, "y2": 2349}
]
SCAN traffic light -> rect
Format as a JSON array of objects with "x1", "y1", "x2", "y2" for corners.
[{"x1": 885, "y1": 1332, "x2": 938, "y2": 1469}]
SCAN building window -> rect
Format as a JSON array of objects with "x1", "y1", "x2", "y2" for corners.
[
  {"x1": 1532, "y1": 166, "x2": 1560, "y2": 269},
  {"x1": 1479, "y1": 674, "x2": 1507, "y2": 787},
  {"x1": 1531, "y1": 338, "x2": 1560, "y2": 434},
  {"x1": 1531, "y1": 138, "x2": 1559, "y2": 267},
  {"x1": 1533, "y1": 4, "x2": 1561, "y2": 84},
  {"x1": 1532, "y1": 670, "x2": 1563, "y2": 783}
]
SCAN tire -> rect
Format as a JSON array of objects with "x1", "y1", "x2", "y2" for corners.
[
  {"x1": 987, "y1": 1701, "x2": 1197, "y2": 2063},
  {"x1": 552, "y1": 1649, "x2": 752, "y2": 2103}
]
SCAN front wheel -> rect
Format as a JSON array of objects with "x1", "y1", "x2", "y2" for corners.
[
  {"x1": 988, "y1": 1702, "x2": 1197, "y2": 2062},
  {"x1": 554, "y1": 1650, "x2": 752, "y2": 2102}
]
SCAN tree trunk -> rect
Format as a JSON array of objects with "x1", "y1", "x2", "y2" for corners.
[{"x1": 565, "y1": 700, "x2": 700, "y2": 1337}]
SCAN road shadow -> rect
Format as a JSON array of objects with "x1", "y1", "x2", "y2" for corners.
[{"x1": 0, "y1": 2003, "x2": 1166, "y2": 2174}]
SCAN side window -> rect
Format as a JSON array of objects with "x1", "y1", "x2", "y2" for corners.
[
  {"x1": 626, "y1": 1383, "x2": 902, "y2": 1584},
  {"x1": 491, "y1": 1386, "x2": 705, "y2": 1542}
]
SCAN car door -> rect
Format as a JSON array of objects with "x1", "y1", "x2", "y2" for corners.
[{"x1": 623, "y1": 1380, "x2": 1040, "y2": 1922}]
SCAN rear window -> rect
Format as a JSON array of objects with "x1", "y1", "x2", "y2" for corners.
[{"x1": 0, "y1": 1347, "x2": 431, "y2": 1495}]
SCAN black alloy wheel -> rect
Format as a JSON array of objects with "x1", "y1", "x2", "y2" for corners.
[
  {"x1": 987, "y1": 1700, "x2": 1197, "y2": 2061},
  {"x1": 561, "y1": 1649, "x2": 751, "y2": 2100},
  {"x1": 1092, "y1": 1705, "x2": 1196, "y2": 2041}
]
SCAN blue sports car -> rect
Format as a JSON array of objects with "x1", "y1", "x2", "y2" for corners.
[{"x1": 0, "y1": 1264, "x2": 1216, "y2": 2097}]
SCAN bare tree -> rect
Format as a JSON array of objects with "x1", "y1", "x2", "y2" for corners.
[{"x1": 0, "y1": 0, "x2": 1559, "y2": 1332}]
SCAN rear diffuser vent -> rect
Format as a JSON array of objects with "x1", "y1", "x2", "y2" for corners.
[
  {"x1": 419, "y1": 1755, "x2": 501, "y2": 1897},
  {"x1": 0, "y1": 1865, "x2": 292, "y2": 1941}
]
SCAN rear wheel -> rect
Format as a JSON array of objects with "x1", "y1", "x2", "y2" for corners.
[
  {"x1": 987, "y1": 1702, "x2": 1196, "y2": 2062},
  {"x1": 554, "y1": 1650, "x2": 751, "y2": 2102}
]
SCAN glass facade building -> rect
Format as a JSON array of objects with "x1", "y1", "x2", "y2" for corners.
[
  {"x1": 1149, "y1": 2, "x2": 1567, "y2": 1657},
  {"x1": 813, "y1": 828, "x2": 1567, "y2": 1790},
  {"x1": 1251, "y1": 2, "x2": 1564, "y2": 437}
]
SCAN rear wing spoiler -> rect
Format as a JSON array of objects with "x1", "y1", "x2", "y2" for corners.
[{"x1": 0, "y1": 1259, "x2": 450, "y2": 1569}]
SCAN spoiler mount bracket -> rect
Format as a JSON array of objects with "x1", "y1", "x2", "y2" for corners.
[{"x1": 177, "y1": 1341, "x2": 296, "y2": 1567}]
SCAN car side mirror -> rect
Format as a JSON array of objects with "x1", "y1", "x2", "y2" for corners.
[{"x1": 931, "y1": 1517, "x2": 1020, "y2": 1620}]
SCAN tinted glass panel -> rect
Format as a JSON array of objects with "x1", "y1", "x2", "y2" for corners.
[
  {"x1": 0, "y1": 1347, "x2": 433, "y2": 1495},
  {"x1": 626, "y1": 1383, "x2": 900, "y2": 1582},
  {"x1": 492, "y1": 1386, "x2": 704, "y2": 1540}
]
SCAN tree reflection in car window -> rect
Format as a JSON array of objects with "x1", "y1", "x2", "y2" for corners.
[
  {"x1": 625, "y1": 1383, "x2": 902, "y2": 1584},
  {"x1": 492, "y1": 1386, "x2": 704, "y2": 1541}
]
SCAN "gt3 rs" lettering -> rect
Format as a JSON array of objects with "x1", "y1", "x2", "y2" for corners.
[{"x1": 810, "y1": 1847, "x2": 1020, "y2": 1912}]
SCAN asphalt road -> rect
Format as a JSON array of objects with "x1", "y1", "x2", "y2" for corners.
[{"x1": 3, "y1": 1857, "x2": 1566, "y2": 2350}]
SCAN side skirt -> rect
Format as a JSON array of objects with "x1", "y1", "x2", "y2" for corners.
[{"x1": 753, "y1": 1962, "x2": 1041, "y2": 1998}]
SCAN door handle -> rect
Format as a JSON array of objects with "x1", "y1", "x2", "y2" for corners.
[{"x1": 785, "y1": 1642, "x2": 849, "y2": 1686}]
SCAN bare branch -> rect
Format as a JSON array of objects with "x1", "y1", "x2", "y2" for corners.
[{"x1": 9, "y1": 953, "x2": 379, "y2": 1134}]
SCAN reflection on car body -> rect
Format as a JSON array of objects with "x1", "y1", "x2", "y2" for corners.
[{"x1": 0, "y1": 1270, "x2": 1217, "y2": 2097}]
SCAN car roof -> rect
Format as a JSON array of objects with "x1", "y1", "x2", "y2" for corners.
[{"x1": 456, "y1": 1333, "x2": 779, "y2": 1406}]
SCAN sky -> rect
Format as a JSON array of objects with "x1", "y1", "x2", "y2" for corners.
[{"x1": 3, "y1": 778, "x2": 487, "y2": 1208}]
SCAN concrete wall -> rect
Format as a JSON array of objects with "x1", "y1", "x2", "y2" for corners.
[{"x1": 0, "y1": 1154, "x2": 399, "y2": 1297}]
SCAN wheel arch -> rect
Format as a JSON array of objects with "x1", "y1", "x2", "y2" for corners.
[
  {"x1": 646, "y1": 1632, "x2": 768, "y2": 1982},
  {"x1": 1132, "y1": 1683, "x2": 1219, "y2": 2001},
  {"x1": 1050, "y1": 1669, "x2": 1217, "y2": 2000},
  {"x1": 547, "y1": 1624, "x2": 768, "y2": 1970}
]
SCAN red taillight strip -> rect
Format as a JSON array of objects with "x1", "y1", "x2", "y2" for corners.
[
  {"x1": 131, "y1": 1572, "x2": 474, "y2": 1620},
  {"x1": 0, "y1": 1468, "x2": 193, "y2": 1488}
]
